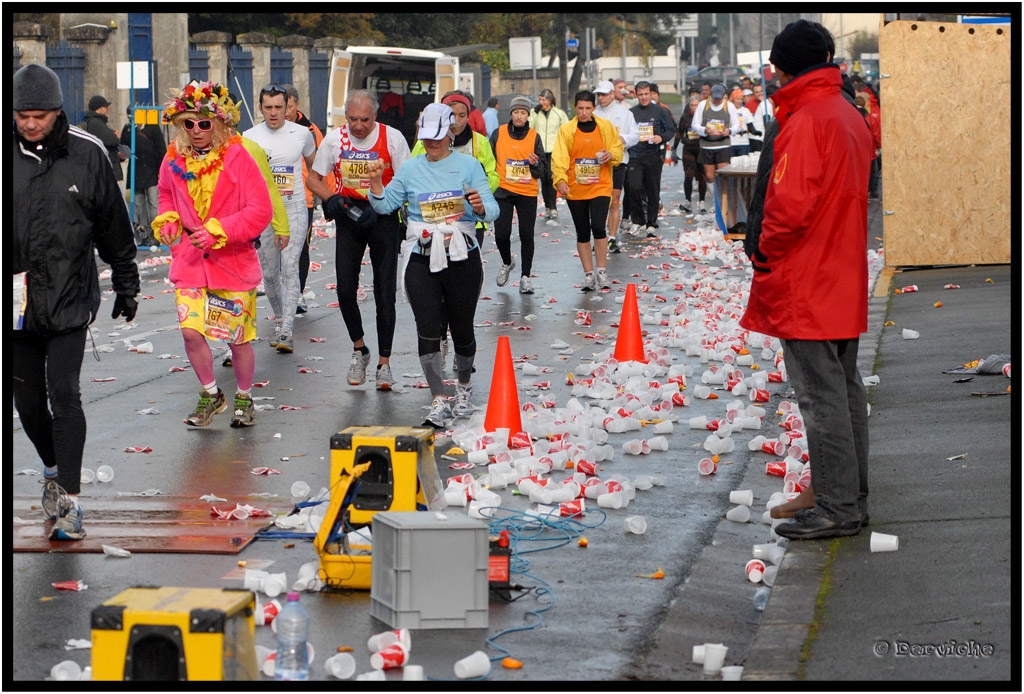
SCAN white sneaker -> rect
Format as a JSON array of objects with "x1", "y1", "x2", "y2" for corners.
[
  {"x1": 547, "y1": 208, "x2": 558, "y2": 220},
  {"x1": 423, "y1": 396, "x2": 452, "y2": 429},
  {"x1": 627, "y1": 223, "x2": 644, "y2": 237},
  {"x1": 347, "y1": 351, "x2": 372, "y2": 386},
  {"x1": 496, "y1": 259, "x2": 516, "y2": 287},
  {"x1": 519, "y1": 276, "x2": 534, "y2": 294},
  {"x1": 581, "y1": 273, "x2": 597, "y2": 292},
  {"x1": 619, "y1": 219, "x2": 632, "y2": 232},
  {"x1": 596, "y1": 268, "x2": 610, "y2": 289},
  {"x1": 452, "y1": 383, "x2": 474, "y2": 418},
  {"x1": 375, "y1": 363, "x2": 395, "y2": 391},
  {"x1": 269, "y1": 322, "x2": 283, "y2": 348}
]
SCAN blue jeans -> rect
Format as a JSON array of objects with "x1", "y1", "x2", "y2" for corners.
[{"x1": 781, "y1": 338, "x2": 869, "y2": 523}]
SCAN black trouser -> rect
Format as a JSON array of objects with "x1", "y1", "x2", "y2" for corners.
[
  {"x1": 494, "y1": 194, "x2": 538, "y2": 277},
  {"x1": 626, "y1": 154, "x2": 664, "y2": 227},
  {"x1": 334, "y1": 208, "x2": 399, "y2": 357},
  {"x1": 298, "y1": 206, "x2": 314, "y2": 293},
  {"x1": 539, "y1": 152, "x2": 557, "y2": 211},
  {"x1": 682, "y1": 149, "x2": 707, "y2": 202},
  {"x1": 12, "y1": 327, "x2": 88, "y2": 495},
  {"x1": 406, "y1": 248, "x2": 483, "y2": 393}
]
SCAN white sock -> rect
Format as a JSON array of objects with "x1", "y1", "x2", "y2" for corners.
[
  {"x1": 202, "y1": 381, "x2": 218, "y2": 396},
  {"x1": 44, "y1": 466, "x2": 58, "y2": 479}
]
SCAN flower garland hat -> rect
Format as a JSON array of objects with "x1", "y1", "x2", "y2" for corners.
[{"x1": 163, "y1": 80, "x2": 240, "y2": 127}]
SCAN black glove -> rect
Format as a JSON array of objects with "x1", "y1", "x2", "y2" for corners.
[
  {"x1": 112, "y1": 294, "x2": 138, "y2": 322},
  {"x1": 322, "y1": 194, "x2": 346, "y2": 222}
]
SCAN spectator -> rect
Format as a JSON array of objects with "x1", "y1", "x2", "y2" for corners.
[
  {"x1": 153, "y1": 80, "x2": 273, "y2": 428},
  {"x1": 307, "y1": 89, "x2": 411, "y2": 390},
  {"x1": 593, "y1": 80, "x2": 640, "y2": 254},
  {"x1": 366, "y1": 103, "x2": 499, "y2": 428},
  {"x1": 81, "y1": 94, "x2": 125, "y2": 182},
  {"x1": 856, "y1": 94, "x2": 882, "y2": 198},
  {"x1": 488, "y1": 96, "x2": 546, "y2": 294},
  {"x1": 626, "y1": 81, "x2": 674, "y2": 237},
  {"x1": 674, "y1": 91, "x2": 708, "y2": 213},
  {"x1": 748, "y1": 84, "x2": 772, "y2": 152},
  {"x1": 742, "y1": 19, "x2": 873, "y2": 541},
  {"x1": 119, "y1": 105, "x2": 166, "y2": 246},
  {"x1": 483, "y1": 96, "x2": 500, "y2": 135},
  {"x1": 242, "y1": 84, "x2": 317, "y2": 355},
  {"x1": 529, "y1": 88, "x2": 570, "y2": 221},
  {"x1": 464, "y1": 91, "x2": 488, "y2": 136},
  {"x1": 551, "y1": 90, "x2": 623, "y2": 292},
  {"x1": 283, "y1": 84, "x2": 328, "y2": 314},
  {"x1": 743, "y1": 87, "x2": 759, "y2": 115},
  {"x1": 730, "y1": 88, "x2": 753, "y2": 157},
  {"x1": 13, "y1": 64, "x2": 140, "y2": 541}
]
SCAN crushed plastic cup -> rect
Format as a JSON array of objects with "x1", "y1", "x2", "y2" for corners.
[
  {"x1": 698, "y1": 458, "x2": 717, "y2": 476},
  {"x1": 901, "y1": 328, "x2": 920, "y2": 339},
  {"x1": 325, "y1": 652, "x2": 356, "y2": 679},
  {"x1": 762, "y1": 565, "x2": 779, "y2": 587},
  {"x1": 454, "y1": 650, "x2": 491, "y2": 679},
  {"x1": 729, "y1": 490, "x2": 754, "y2": 506},
  {"x1": 720, "y1": 665, "x2": 744, "y2": 681},
  {"x1": 80, "y1": 468, "x2": 96, "y2": 484},
  {"x1": 290, "y1": 480, "x2": 310, "y2": 497},
  {"x1": 101, "y1": 544, "x2": 132, "y2": 558},
  {"x1": 870, "y1": 532, "x2": 899, "y2": 553},
  {"x1": 95, "y1": 465, "x2": 115, "y2": 483},
  {"x1": 726, "y1": 505, "x2": 751, "y2": 523},
  {"x1": 624, "y1": 515, "x2": 647, "y2": 535},
  {"x1": 702, "y1": 643, "x2": 728, "y2": 675},
  {"x1": 50, "y1": 660, "x2": 82, "y2": 681}
]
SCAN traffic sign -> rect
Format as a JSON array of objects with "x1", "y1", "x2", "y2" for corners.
[{"x1": 566, "y1": 38, "x2": 579, "y2": 50}]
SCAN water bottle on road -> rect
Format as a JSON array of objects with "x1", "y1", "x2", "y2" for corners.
[{"x1": 274, "y1": 592, "x2": 310, "y2": 680}]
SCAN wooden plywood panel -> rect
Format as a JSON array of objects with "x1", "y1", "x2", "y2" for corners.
[{"x1": 879, "y1": 20, "x2": 1012, "y2": 266}]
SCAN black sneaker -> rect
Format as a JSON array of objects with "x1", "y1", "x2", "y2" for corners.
[{"x1": 608, "y1": 237, "x2": 620, "y2": 254}]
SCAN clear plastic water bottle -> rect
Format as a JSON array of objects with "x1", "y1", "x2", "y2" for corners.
[
  {"x1": 753, "y1": 586, "x2": 771, "y2": 612},
  {"x1": 274, "y1": 592, "x2": 310, "y2": 681}
]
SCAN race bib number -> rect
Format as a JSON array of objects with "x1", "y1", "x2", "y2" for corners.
[
  {"x1": 706, "y1": 119, "x2": 727, "y2": 136},
  {"x1": 686, "y1": 129, "x2": 699, "y2": 140},
  {"x1": 272, "y1": 165, "x2": 296, "y2": 197},
  {"x1": 505, "y1": 158, "x2": 532, "y2": 185},
  {"x1": 418, "y1": 190, "x2": 466, "y2": 224},
  {"x1": 341, "y1": 150, "x2": 378, "y2": 195},
  {"x1": 638, "y1": 121, "x2": 654, "y2": 141},
  {"x1": 574, "y1": 158, "x2": 600, "y2": 185},
  {"x1": 206, "y1": 291, "x2": 243, "y2": 342}
]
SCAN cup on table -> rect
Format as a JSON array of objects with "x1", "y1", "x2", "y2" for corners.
[
  {"x1": 870, "y1": 532, "x2": 899, "y2": 552},
  {"x1": 454, "y1": 650, "x2": 491, "y2": 679},
  {"x1": 325, "y1": 652, "x2": 356, "y2": 679}
]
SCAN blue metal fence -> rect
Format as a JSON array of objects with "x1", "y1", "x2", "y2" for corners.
[
  {"x1": 46, "y1": 41, "x2": 86, "y2": 125},
  {"x1": 308, "y1": 50, "x2": 330, "y2": 133},
  {"x1": 270, "y1": 46, "x2": 293, "y2": 87},
  {"x1": 227, "y1": 45, "x2": 254, "y2": 132},
  {"x1": 189, "y1": 47, "x2": 209, "y2": 83}
]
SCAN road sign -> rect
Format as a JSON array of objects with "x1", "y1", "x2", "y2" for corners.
[
  {"x1": 676, "y1": 17, "x2": 699, "y2": 38},
  {"x1": 566, "y1": 38, "x2": 579, "y2": 50},
  {"x1": 509, "y1": 37, "x2": 543, "y2": 70}
]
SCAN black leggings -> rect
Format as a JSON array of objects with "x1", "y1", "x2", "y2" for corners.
[
  {"x1": 539, "y1": 152, "x2": 557, "y2": 210},
  {"x1": 406, "y1": 248, "x2": 482, "y2": 392},
  {"x1": 567, "y1": 196, "x2": 610, "y2": 243},
  {"x1": 494, "y1": 194, "x2": 538, "y2": 277},
  {"x1": 298, "y1": 206, "x2": 314, "y2": 293},
  {"x1": 12, "y1": 328, "x2": 88, "y2": 495},
  {"x1": 334, "y1": 210, "x2": 399, "y2": 357}
]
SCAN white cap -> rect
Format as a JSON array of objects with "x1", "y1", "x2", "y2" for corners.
[
  {"x1": 417, "y1": 102, "x2": 455, "y2": 141},
  {"x1": 594, "y1": 80, "x2": 615, "y2": 95}
]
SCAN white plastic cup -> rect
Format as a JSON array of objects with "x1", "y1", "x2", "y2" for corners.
[
  {"x1": 290, "y1": 480, "x2": 310, "y2": 498},
  {"x1": 689, "y1": 415, "x2": 708, "y2": 429},
  {"x1": 692, "y1": 644, "x2": 706, "y2": 664},
  {"x1": 726, "y1": 505, "x2": 751, "y2": 523},
  {"x1": 51, "y1": 660, "x2": 82, "y2": 681},
  {"x1": 356, "y1": 669, "x2": 386, "y2": 681},
  {"x1": 454, "y1": 650, "x2": 491, "y2": 679},
  {"x1": 698, "y1": 458, "x2": 717, "y2": 476},
  {"x1": 403, "y1": 664, "x2": 425, "y2": 681},
  {"x1": 521, "y1": 362, "x2": 541, "y2": 375},
  {"x1": 870, "y1": 532, "x2": 899, "y2": 553},
  {"x1": 702, "y1": 643, "x2": 728, "y2": 675},
  {"x1": 597, "y1": 491, "x2": 625, "y2": 509},
  {"x1": 96, "y1": 465, "x2": 115, "y2": 483},
  {"x1": 80, "y1": 468, "x2": 96, "y2": 484},
  {"x1": 762, "y1": 565, "x2": 779, "y2": 587},
  {"x1": 325, "y1": 652, "x2": 356, "y2": 679},
  {"x1": 752, "y1": 542, "x2": 775, "y2": 561},
  {"x1": 467, "y1": 449, "x2": 489, "y2": 464},
  {"x1": 720, "y1": 665, "x2": 744, "y2": 681},
  {"x1": 262, "y1": 572, "x2": 287, "y2": 598},
  {"x1": 745, "y1": 559, "x2": 766, "y2": 583},
  {"x1": 647, "y1": 435, "x2": 669, "y2": 451},
  {"x1": 243, "y1": 569, "x2": 269, "y2": 591},
  {"x1": 624, "y1": 515, "x2": 647, "y2": 535},
  {"x1": 902, "y1": 328, "x2": 920, "y2": 340},
  {"x1": 747, "y1": 435, "x2": 767, "y2": 451},
  {"x1": 653, "y1": 420, "x2": 674, "y2": 434},
  {"x1": 729, "y1": 489, "x2": 754, "y2": 507}
]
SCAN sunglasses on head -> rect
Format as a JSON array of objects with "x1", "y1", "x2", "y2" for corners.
[
  {"x1": 183, "y1": 118, "x2": 213, "y2": 131},
  {"x1": 261, "y1": 83, "x2": 287, "y2": 97}
]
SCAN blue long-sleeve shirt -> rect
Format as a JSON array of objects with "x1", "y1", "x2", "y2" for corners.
[{"x1": 368, "y1": 152, "x2": 499, "y2": 225}]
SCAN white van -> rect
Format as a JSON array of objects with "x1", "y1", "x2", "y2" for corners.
[{"x1": 327, "y1": 46, "x2": 459, "y2": 147}]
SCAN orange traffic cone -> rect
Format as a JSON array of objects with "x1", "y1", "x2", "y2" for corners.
[
  {"x1": 614, "y1": 283, "x2": 648, "y2": 364},
  {"x1": 484, "y1": 335, "x2": 524, "y2": 441}
]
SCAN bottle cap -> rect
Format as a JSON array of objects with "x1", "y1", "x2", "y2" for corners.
[{"x1": 286, "y1": 591, "x2": 300, "y2": 601}]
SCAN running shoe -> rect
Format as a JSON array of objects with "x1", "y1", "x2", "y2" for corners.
[
  {"x1": 41, "y1": 478, "x2": 66, "y2": 521},
  {"x1": 185, "y1": 389, "x2": 227, "y2": 427},
  {"x1": 375, "y1": 363, "x2": 395, "y2": 391},
  {"x1": 452, "y1": 383, "x2": 474, "y2": 418},
  {"x1": 581, "y1": 273, "x2": 597, "y2": 292},
  {"x1": 49, "y1": 503, "x2": 86, "y2": 541},
  {"x1": 596, "y1": 268, "x2": 611, "y2": 290},
  {"x1": 230, "y1": 392, "x2": 255, "y2": 428},
  {"x1": 519, "y1": 276, "x2": 535, "y2": 295},
  {"x1": 496, "y1": 259, "x2": 516, "y2": 287},
  {"x1": 348, "y1": 351, "x2": 372, "y2": 386},
  {"x1": 276, "y1": 333, "x2": 294, "y2": 354},
  {"x1": 423, "y1": 396, "x2": 452, "y2": 429}
]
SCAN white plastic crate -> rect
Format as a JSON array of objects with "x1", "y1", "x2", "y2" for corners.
[{"x1": 370, "y1": 511, "x2": 489, "y2": 629}]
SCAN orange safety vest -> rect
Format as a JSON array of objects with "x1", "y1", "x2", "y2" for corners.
[
  {"x1": 566, "y1": 126, "x2": 612, "y2": 200},
  {"x1": 495, "y1": 126, "x2": 540, "y2": 197}
]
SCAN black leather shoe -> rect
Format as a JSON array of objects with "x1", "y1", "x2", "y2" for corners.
[
  {"x1": 859, "y1": 512, "x2": 870, "y2": 528},
  {"x1": 775, "y1": 512, "x2": 861, "y2": 540}
]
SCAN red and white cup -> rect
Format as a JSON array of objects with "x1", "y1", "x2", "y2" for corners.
[
  {"x1": 765, "y1": 461, "x2": 786, "y2": 477},
  {"x1": 698, "y1": 458, "x2": 718, "y2": 476},
  {"x1": 576, "y1": 459, "x2": 597, "y2": 476},
  {"x1": 761, "y1": 439, "x2": 785, "y2": 456},
  {"x1": 750, "y1": 388, "x2": 770, "y2": 403},
  {"x1": 254, "y1": 598, "x2": 281, "y2": 626},
  {"x1": 370, "y1": 641, "x2": 409, "y2": 670},
  {"x1": 745, "y1": 559, "x2": 766, "y2": 583},
  {"x1": 559, "y1": 499, "x2": 585, "y2": 517},
  {"x1": 368, "y1": 627, "x2": 411, "y2": 653}
]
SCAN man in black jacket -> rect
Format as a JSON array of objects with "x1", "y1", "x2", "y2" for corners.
[
  {"x1": 13, "y1": 64, "x2": 140, "y2": 541},
  {"x1": 81, "y1": 93, "x2": 125, "y2": 182},
  {"x1": 626, "y1": 81, "x2": 674, "y2": 238},
  {"x1": 120, "y1": 106, "x2": 166, "y2": 246}
]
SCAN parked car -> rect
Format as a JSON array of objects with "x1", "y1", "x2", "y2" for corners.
[{"x1": 688, "y1": 66, "x2": 748, "y2": 92}]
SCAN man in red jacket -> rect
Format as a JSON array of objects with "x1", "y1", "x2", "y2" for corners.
[{"x1": 741, "y1": 20, "x2": 874, "y2": 541}]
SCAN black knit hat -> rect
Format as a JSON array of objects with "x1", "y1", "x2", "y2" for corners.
[
  {"x1": 769, "y1": 19, "x2": 829, "y2": 77},
  {"x1": 13, "y1": 64, "x2": 64, "y2": 111}
]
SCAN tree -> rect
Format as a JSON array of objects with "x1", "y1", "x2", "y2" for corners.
[{"x1": 848, "y1": 30, "x2": 879, "y2": 58}]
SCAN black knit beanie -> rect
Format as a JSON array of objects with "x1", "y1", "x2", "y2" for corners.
[
  {"x1": 769, "y1": 20, "x2": 829, "y2": 77},
  {"x1": 13, "y1": 64, "x2": 64, "y2": 111}
]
